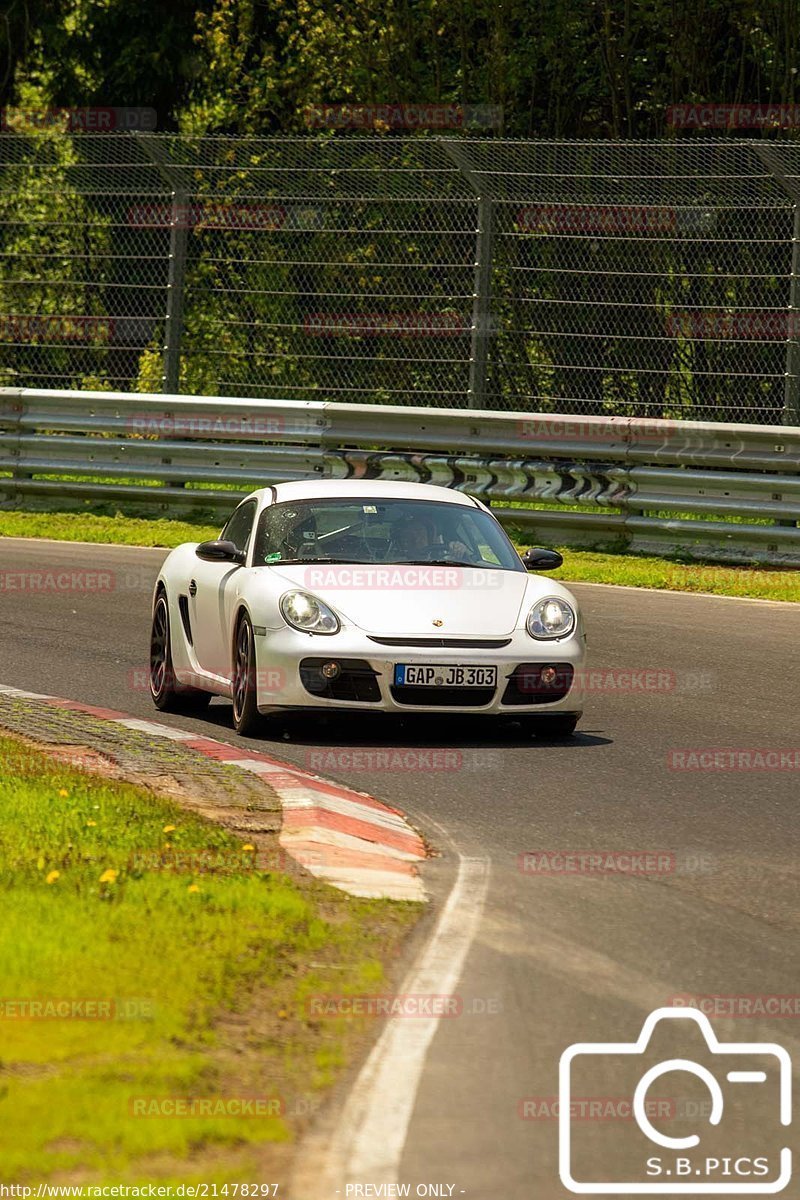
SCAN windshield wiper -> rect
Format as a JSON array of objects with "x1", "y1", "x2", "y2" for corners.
[
  {"x1": 396, "y1": 558, "x2": 483, "y2": 568},
  {"x1": 263, "y1": 556, "x2": 374, "y2": 566}
]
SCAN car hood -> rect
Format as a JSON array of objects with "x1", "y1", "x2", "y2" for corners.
[{"x1": 265, "y1": 563, "x2": 532, "y2": 636}]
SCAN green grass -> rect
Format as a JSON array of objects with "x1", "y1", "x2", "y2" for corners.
[
  {"x1": 0, "y1": 734, "x2": 418, "y2": 1183},
  {"x1": 0, "y1": 508, "x2": 798, "y2": 601},
  {"x1": 0, "y1": 509, "x2": 220, "y2": 547},
  {"x1": 546, "y1": 547, "x2": 800, "y2": 601}
]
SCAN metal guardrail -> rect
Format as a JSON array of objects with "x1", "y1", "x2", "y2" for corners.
[{"x1": 1, "y1": 387, "x2": 799, "y2": 566}]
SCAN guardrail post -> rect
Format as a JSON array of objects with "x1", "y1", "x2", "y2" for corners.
[
  {"x1": 163, "y1": 190, "x2": 188, "y2": 394},
  {"x1": 784, "y1": 202, "x2": 800, "y2": 428}
]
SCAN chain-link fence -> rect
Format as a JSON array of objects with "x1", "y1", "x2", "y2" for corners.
[{"x1": 1, "y1": 134, "x2": 800, "y2": 424}]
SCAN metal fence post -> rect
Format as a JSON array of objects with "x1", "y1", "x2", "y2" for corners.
[
  {"x1": 784, "y1": 202, "x2": 800, "y2": 427},
  {"x1": 133, "y1": 134, "x2": 188, "y2": 395},
  {"x1": 163, "y1": 190, "x2": 188, "y2": 394},
  {"x1": 752, "y1": 145, "x2": 800, "y2": 428},
  {"x1": 440, "y1": 141, "x2": 494, "y2": 409},
  {"x1": 468, "y1": 195, "x2": 494, "y2": 409}
]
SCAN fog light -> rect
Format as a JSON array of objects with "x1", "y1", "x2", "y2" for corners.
[
  {"x1": 321, "y1": 661, "x2": 341, "y2": 680},
  {"x1": 540, "y1": 666, "x2": 558, "y2": 686}
]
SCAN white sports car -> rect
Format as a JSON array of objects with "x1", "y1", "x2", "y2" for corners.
[{"x1": 149, "y1": 480, "x2": 586, "y2": 736}]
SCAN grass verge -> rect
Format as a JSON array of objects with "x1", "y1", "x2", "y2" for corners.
[
  {"x1": 0, "y1": 731, "x2": 419, "y2": 1184},
  {"x1": 0, "y1": 508, "x2": 798, "y2": 601}
]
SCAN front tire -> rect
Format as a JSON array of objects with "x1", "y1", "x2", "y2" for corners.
[
  {"x1": 149, "y1": 592, "x2": 211, "y2": 714},
  {"x1": 232, "y1": 613, "x2": 262, "y2": 736}
]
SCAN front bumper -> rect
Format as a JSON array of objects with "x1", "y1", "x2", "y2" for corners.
[{"x1": 253, "y1": 625, "x2": 587, "y2": 716}]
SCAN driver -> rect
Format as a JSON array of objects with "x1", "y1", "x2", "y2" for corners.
[
  {"x1": 390, "y1": 516, "x2": 433, "y2": 558},
  {"x1": 389, "y1": 514, "x2": 471, "y2": 561}
]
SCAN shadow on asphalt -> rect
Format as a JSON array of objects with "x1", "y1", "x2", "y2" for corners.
[{"x1": 191, "y1": 699, "x2": 613, "y2": 751}]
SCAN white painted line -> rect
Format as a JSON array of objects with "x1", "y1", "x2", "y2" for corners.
[
  {"x1": 0, "y1": 685, "x2": 51, "y2": 700},
  {"x1": 328, "y1": 854, "x2": 490, "y2": 1185},
  {"x1": 114, "y1": 718, "x2": 197, "y2": 740}
]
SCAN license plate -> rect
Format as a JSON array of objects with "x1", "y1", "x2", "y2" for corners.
[{"x1": 394, "y1": 663, "x2": 498, "y2": 688}]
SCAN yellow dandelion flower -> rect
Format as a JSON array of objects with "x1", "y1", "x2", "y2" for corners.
[
  {"x1": 242, "y1": 844, "x2": 255, "y2": 852},
  {"x1": 99, "y1": 869, "x2": 119, "y2": 884},
  {"x1": 163, "y1": 825, "x2": 176, "y2": 834},
  {"x1": 58, "y1": 789, "x2": 68, "y2": 798},
  {"x1": 46, "y1": 870, "x2": 60, "y2": 884},
  {"x1": 86, "y1": 820, "x2": 97, "y2": 827},
  {"x1": 187, "y1": 883, "x2": 200, "y2": 894}
]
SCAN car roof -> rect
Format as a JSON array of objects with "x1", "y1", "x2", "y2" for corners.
[{"x1": 258, "y1": 480, "x2": 479, "y2": 507}]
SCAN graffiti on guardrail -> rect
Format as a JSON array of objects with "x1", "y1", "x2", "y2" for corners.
[{"x1": 323, "y1": 449, "x2": 629, "y2": 505}]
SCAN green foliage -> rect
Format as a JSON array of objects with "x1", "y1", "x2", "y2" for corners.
[{"x1": 8, "y1": 0, "x2": 800, "y2": 137}]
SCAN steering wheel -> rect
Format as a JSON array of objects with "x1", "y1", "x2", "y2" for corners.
[{"x1": 404, "y1": 542, "x2": 469, "y2": 562}]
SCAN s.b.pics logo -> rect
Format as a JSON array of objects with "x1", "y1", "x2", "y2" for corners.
[{"x1": 559, "y1": 1007, "x2": 791, "y2": 1193}]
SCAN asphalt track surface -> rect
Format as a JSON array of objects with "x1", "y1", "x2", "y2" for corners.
[{"x1": 2, "y1": 536, "x2": 800, "y2": 1198}]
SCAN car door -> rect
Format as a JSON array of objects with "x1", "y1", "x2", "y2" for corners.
[{"x1": 191, "y1": 499, "x2": 257, "y2": 682}]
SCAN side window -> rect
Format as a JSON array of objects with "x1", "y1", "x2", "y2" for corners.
[{"x1": 221, "y1": 501, "x2": 257, "y2": 556}]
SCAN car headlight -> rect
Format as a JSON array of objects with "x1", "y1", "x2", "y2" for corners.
[
  {"x1": 280, "y1": 590, "x2": 340, "y2": 635},
  {"x1": 526, "y1": 596, "x2": 576, "y2": 639}
]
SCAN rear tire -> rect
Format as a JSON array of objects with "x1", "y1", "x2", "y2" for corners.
[
  {"x1": 527, "y1": 714, "x2": 579, "y2": 739},
  {"x1": 232, "y1": 613, "x2": 262, "y2": 736},
  {"x1": 149, "y1": 592, "x2": 211, "y2": 714}
]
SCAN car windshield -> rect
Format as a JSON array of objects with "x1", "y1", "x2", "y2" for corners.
[{"x1": 252, "y1": 497, "x2": 525, "y2": 571}]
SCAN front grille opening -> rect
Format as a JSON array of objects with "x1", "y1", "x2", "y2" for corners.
[
  {"x1": 300, "y1": 657, "x2": 382, "y2": 703},
  {"x1": 502, "y1": 663, "x2": 574, "y2": 706},
  {"x1": 369, "y1": 636, "x2": 512, "y2": 649},
  {"x1": 390, "y1": 685, "x2": 496, "y2": 707}
]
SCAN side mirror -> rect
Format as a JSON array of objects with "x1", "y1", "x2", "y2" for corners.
[
  {"x1": 521, "y1": 547, "x2": 563, "y2": 571},
  {"x1": 195, "y1": 539, "x2": 246, "y2": 565}
]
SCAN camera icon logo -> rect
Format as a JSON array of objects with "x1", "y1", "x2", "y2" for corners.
[{"x1": 559, "y1": 1006, "x2": 791, "y2": 1193}]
